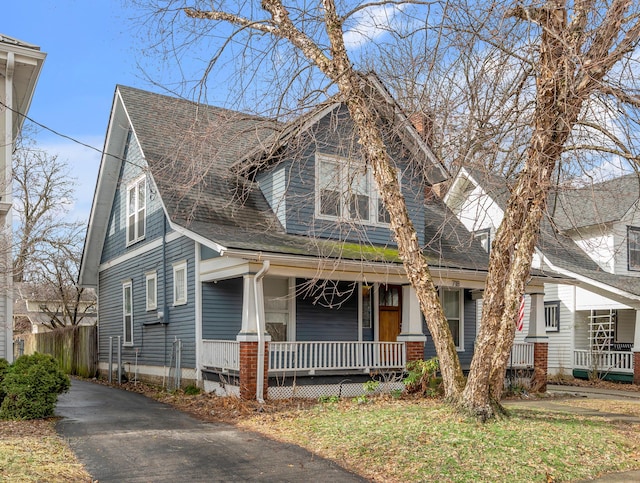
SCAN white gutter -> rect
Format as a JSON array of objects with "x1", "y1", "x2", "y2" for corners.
[
  {"x1": 540, "y1": 251, "x2": 640, "y2": 307},
  {"x1": 254, "y1": 260, "x2": 270, "y2": 403}
]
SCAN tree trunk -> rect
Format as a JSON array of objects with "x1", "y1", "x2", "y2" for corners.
[
  {"x1": 462, "y1": 3, "x2": 586, "y2": 417},
  {"x1": 338, "y1": 74, "x2": 466, "y2": 400}
]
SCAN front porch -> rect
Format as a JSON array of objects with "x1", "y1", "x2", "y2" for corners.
[
  {"x1": 201, "y1": 339, "x2": 536, "y2": 398},
  {"x1": 573, "y1": 349, "x2": 635, "y2": 383},
  {"x1": 572, "y1": 308, "x2": 640, "y2": 383}
]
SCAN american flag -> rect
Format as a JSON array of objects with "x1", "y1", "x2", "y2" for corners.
[{"x1": 516, "y1": 295, "x2": 525, "y2": 331}]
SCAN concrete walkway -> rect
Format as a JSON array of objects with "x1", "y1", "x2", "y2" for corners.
[{"x1": 55, "y1": 379, "x2": 366, "y2": 482}]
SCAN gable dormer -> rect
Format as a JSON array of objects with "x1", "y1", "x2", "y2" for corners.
[{"x1": 443, "y1": 168, "x2": 505, "y2": 247}]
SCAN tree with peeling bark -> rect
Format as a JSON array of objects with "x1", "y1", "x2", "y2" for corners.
[{"x1": 133, "y1": 0, "x2": 640, "y2": 419}]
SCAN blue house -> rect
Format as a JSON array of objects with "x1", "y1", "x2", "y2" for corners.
[{"x1": 79, "y1": 79, "x2": 551, "y2": 399}]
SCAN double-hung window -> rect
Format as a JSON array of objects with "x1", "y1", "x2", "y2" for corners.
[
  {"x1": 146, "y1": 271, "x2": 157, "y2": 311},
  {"x1": 173, "y1": 261, "x2": 187, "y2": 306},
  {"x1": 127, "y1": 176, "x2": 146, "y2": 245},
  {"x1": 123, "y1": 281, "x2": 133, "y2": 345},
  {"x1": 316, "y1": 154, "x2": 395, "y2": 225},
  {"x1": 628, "y1": 226, "x2": 640, "y2": 271},
  {"x1": 441, "y1": 288, "x2": 463, "y2": 350},
  {"x1": 264, "y1": 277, "x2": 291, "y2": 342}
]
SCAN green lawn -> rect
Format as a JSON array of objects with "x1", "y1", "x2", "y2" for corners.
[{"x1": 239, "y1": 397, "x2": 640, "y2": 482}]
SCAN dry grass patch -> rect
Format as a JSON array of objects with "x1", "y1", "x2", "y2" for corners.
[
  {"x1": 559, "y1": 398, "x2": 640, "y2": 418},
  {"x1": 0, "y1": 419, "x2": 92, "y2": 482},
  {"x1": 236, "y1": 397, "x2": 640, "y2": 482}
]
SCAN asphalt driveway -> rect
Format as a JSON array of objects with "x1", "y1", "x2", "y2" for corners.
[{"x1": 55, "y1": 379, "x2": 367, "y2": 482}]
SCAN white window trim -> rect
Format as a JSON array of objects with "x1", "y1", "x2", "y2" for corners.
[
  {"x1": 126, "y1": 175, "x2": 147, "y2": 246},
  {"x1": 122, "y1": 280, "x2": 134, "y2": 346},
  {"x1": 314, "y1": 152, "x2": 396, "y2": 227},
  {"x1": 473, "y1": 228, "x2": 491, "y2": 253},
  {"x1": 173, "y1": 261, "x2": 188, "y2": 306},
  {"x1": 441, "y1": 288, "x2": 464, "y2": 351},
  {"x1": 544, "y1": 301, "x2": 560, "y2": 332},
  {"x1": 628, "y1": 226, "x2": 640, "y2": 272},
  {"x1": 146, "y1": 271, "x2": 157, "y2": 311}
]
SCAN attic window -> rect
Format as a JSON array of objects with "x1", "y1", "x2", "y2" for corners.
[
  {"x1": 628, "y1": 226, "x2": 640, "y2": 271},
  {"x1": 315, "y1": 153, "x2": 395, "y2": 226},
  {"x1": 473, "y1": 228, "x2": 491, "y2": 253},
  {"x1": 127, "y1": 176, "x2": 146, "y2": 245}
]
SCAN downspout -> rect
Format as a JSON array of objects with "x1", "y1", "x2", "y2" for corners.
[{"x1": 254, "y1": 260, "x2": 270, "y2": 403}]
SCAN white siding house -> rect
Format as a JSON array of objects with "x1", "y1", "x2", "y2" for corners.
[
  {"x1": 444, "y1": 167, "x2": 640, "y2": 382},
  {"x1": 0, "y1": 35, "x2": 45, "y2": 362}
]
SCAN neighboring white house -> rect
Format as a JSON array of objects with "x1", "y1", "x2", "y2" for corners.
[
  {"x1": 444, "y1": 167, "x2": 640, "y2": 383},
  {"x1": 0, "y1": 35, "x2": 46, "y2": 361}
]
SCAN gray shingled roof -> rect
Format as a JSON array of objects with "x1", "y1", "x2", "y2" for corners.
[
  {"x1": 119, "y1": 86, "x2": 488, "y2": 270},
  {"x1": 550, "y1": 174, "x2": 640, "y2": 231},
  {"x1": 460, "y1": 168, "x2": 640, "y2": 296}
]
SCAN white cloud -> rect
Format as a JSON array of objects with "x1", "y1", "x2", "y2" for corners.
[
  {"x1": 343, "y1": 4, "x2": 405, "y2": 50},
  {"x1": 38, "y1": 135, "x2": 103, "y2": 223}
]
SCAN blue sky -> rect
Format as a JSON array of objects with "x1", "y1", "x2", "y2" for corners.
[
  {"x1": 4, "y1": 1, "x2": 158, "y2": 222},
  {"x1": 4, "y1": 1, "x2": 406, "y2": 223}
]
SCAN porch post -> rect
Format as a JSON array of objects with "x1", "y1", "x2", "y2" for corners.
[
  {"x1": 398, "y1": 286, "x2": 426, "y2": 362},
  {"x1": 524, "y1": 292, "x2": 549, "y2": 392},
  {"x1": 633, "y1": 310, "x2": 640, "y2": 385},
  {"x1": 237, "y1": 274, "x2": 270, "y2": 400}
]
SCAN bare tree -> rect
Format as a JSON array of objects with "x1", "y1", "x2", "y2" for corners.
[
  {"x1": 133, "y1": 0, "x2": 640, "y2": 418},
  {"x1": 12, "y1": 131, "x2": 80, "y2": 283},
  {"x1": 12, "y1": 129, "x2": 95, "y2": 329}
]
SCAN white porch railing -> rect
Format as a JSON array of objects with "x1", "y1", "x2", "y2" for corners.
[
  {"x1": 507, "y1": 343, "x2": 534, "y2": 368},
  {"x1": 201, "y1": 340, "x2": 240, "y2": 372},
  {"x1": 574, "y1": 349, "x2": 634, "y2": 374},
  {"x1": 269, "y1": 341, "x2": 406, "y2": 374}
]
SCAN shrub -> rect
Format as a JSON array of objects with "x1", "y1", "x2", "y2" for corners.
[
  {"x1": 0, "y1": 353, "x2": 70, "y2": 420},
  {"x1": 0, "y1": 358, "x2": 8, "y2": 403},
  {"x1": 184, "y1": 384, "x2": 201, "y2": 395},
  {"x1": 403, "y1": 357, "x2": 442, "y2": 397}
]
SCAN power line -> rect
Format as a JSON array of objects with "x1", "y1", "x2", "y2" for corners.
[{"x1": 0, "y1": 100, "x2": 146, "y2": 170}]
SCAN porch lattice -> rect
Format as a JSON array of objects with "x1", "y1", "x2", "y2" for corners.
[{"x1": 589, "y1": 310, "x2": 616, "y2": 352}]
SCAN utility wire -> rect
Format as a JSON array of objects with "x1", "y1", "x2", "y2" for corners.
[{"x1": 0, "y1": 100, "x2": 147, "y2": 170}]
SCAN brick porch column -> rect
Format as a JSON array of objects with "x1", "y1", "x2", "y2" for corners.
[
  {"x1": 633, "y1": 352, "x2": 640, "y2": 386},
  {"x1": 532, "y1": 342, "x2": 549, "y2": 392},
  {"x1": 238, "y1": 339, "x2": 269, "y2": 400},
  {"x1": 398, "y1": 286, "x2": 426, "y2": 363},
  {"x1": 525, "y1": 292, "x2": 549, "y2": 393},
  {"x1": 405, "y1": 341, "x2": 425, "y2": 362},
  {"x1": 238, "y1": 271, "x2": 270, "y2": 400}
]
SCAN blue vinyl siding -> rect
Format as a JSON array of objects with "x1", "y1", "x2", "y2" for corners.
[
  {"x1": 201, "y1": 278, "x2": 243, "y2": 340},
  {"x1": 295, "y1": 279, "x2": 359, "y2": 341},
  {"x1": 423, "y1": 290, "x2": 476, "y2": 368},
  {"x1": 97, "y1": 235, "x2": 196, "y2": 368},
  {"x1": 276, "y1": 104, "x2": 426, "y2": 247},
  {"x1": 101, "y1": 136, "x2": 165, "y2": 264}
]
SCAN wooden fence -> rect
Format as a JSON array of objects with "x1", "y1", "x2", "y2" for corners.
[{"x1": 14, "y1": 325, "x2": 98, "y2": 377}]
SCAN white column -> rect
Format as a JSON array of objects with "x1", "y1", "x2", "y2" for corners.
[
  {"x1": 633, "y1": 310, "x2": 640, "y2": 352},
  {"x1": 525, "y1": 293, "x2": 548, "y2": 343},
  {"x1": 238, "y1": 274, "x2": 259, "y2": 340},
  {"x1": 398, "y1": 285, "x2": 426, "y2": 342}
]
